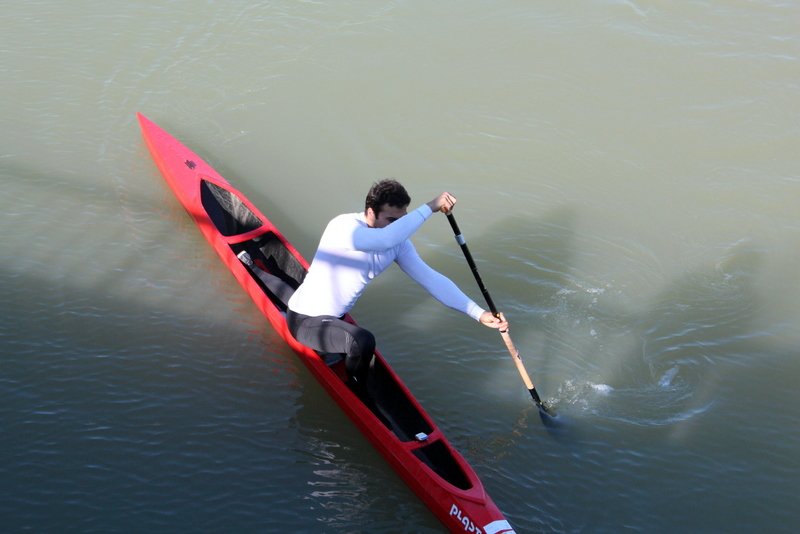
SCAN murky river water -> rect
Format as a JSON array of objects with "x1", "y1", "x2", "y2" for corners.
[{"x1": 2, "y1": 2, "x2": 799, "y2": 532}]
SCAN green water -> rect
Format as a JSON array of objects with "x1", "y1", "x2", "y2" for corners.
[{"x1": 2, "y1": 2, "x2": 799, "y2": 532}]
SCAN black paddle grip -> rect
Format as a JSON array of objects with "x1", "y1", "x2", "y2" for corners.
[{"x1": 446, "y1": 213, "x2": 499, "y2": 316}]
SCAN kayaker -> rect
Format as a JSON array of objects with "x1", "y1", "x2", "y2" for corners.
[{"x1": 285, "y1": 179, "x2": 508, "y2": 391}]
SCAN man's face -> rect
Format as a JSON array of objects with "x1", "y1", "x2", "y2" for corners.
[{"x1": 368, "y1": 203, "x2": 408, "y2": 228}]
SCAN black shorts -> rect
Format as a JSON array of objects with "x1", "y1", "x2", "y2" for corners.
[{"x1": 286, "y1": 310, "x2": 376, "y2": 380}]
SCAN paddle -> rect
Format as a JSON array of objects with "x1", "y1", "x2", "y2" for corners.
[{"x1": 446, "y1": 212, "x2": 557, "y2": 419}]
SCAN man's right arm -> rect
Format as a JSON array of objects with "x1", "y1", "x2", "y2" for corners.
[{"x1": 351, "y1": 204, "x2": 433, "y2": 251}]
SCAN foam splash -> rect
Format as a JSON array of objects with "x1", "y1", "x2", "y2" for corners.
[
  {"x1": 558, "y1": 380, "x2": 614, "y2": 410},
  {"x1": 590, "y1": 383, "x2": 614, "y2": 395},
  {"x1": 658, "y1": 366, "x2": 679, "y2": 388}
]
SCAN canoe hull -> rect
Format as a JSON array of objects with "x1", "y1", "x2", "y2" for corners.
[{"x1": 137, "y1": 113, "x2": 516, "y2": 534}]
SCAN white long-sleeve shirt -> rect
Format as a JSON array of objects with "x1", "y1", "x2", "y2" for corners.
[{"x1": 287, "y1": 204, "x2": 485, "y2": 321}]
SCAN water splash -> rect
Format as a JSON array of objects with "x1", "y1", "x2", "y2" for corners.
[
  {"x1": 552, "y1": 373, "x2": 713, "y2": 428},
  {"x1": 658, "y1": 366, "x2": 679, "y2": 388}
]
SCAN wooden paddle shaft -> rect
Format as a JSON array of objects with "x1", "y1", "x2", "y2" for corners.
[
  {"x1": 446, "y1": 213, "x2": 539, "y2": 392},
  {"x1": 500, "y1": 330, "x2": 536, "y2": 390}
]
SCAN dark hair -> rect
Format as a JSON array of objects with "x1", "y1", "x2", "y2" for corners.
[{"x1": 364, "y1": 179, "x2": 411, "y2": 215}]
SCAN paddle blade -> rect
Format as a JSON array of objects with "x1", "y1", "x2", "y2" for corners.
[{"x1": 530, "y1": 387, "x2": 560, "y2": 425}]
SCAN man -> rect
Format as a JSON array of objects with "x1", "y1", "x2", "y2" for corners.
[{"x1": 286, "y1": 179, "x2": 508, "y2": 389}]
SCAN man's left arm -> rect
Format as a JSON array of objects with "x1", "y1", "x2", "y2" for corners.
[{"x1": 395, "y1": 242, "x2": 484, "y2": 321}]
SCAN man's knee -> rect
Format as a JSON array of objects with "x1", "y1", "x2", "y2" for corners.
[
  {"x1": 345, "y1": 328, "x2": 375, "y2": 379},
  {"x1": 352, "y1": 328, "x2": 376, "y2": 356}
]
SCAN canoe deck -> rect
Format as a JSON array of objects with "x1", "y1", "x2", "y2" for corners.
[{"x1": 138, "y1": 112, "x2": 516, "y2": 533}]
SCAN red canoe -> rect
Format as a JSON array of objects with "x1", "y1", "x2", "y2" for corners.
[{"x1": 137, "y1": 112, "x2": 517, "y2": 534}]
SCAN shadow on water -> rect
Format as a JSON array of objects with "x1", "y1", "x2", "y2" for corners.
[
  {"x1": 0, "y1": 264, "x2": 307, "y2": 531},
  {"x1": 3, "y1": 135, "x2": 532, "y2": 529},
  {"x1": 376, "y1": 206, "x2": 774, "y2": 433},
  {"x1": 572, "y1": 238, "x2": 765, "y2": 430},
  {"x1": 0, "y1": 267, "x2": 442, "y2": 531},
  {"x1": 416, "y1": 207, "x2": 767, "y2": 424},
  {"x1": 6, "y1": 151, "x2": 799, "y2": 532},
  {"x1": 0, "y1": 158, "x2": 321, "y2": 530},
  {"x1": 0, "y1": 157, "x2": 444, "y2": 531},
  {"x1": 395, "y1": 210, "x2": 800, "y2": 530}
]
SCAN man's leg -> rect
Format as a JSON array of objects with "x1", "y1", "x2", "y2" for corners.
[{"x1": 287, "y1": 312, "x2": 375, "y2": 384}]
